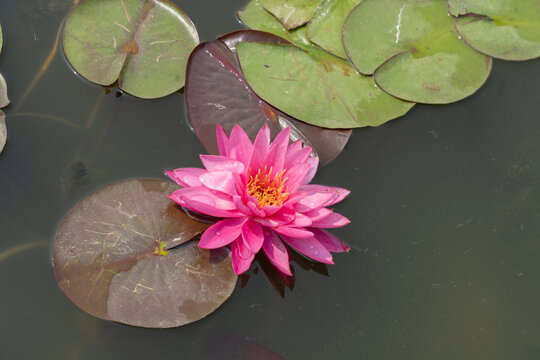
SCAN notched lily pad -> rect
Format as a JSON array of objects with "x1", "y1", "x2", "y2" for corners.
[
  {"x1": 307, "y1": 0, "x2": 363, "y2": 58},
  {"x1": 185, "y1": 30, "x2": 351, "y2": 165},
  {"x1": 259, "y1": 0, "x2": 323, "y2": 29},
  {"x1": 448, "y1": 0, "x2": 540, "y2": 61},
  {"x1": 62, "y1": 0, "x2": 199, "y2": 99},
  {"x1": 343, "y1": 0, "x2": 492, "y2": 104},
  {"x1": 54, "y1": 178, "x2": 238, "y2": 328}
]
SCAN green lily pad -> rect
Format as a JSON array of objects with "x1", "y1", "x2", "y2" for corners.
[
  {"x1": 62, "y1": 0, "x2": 199, "y2": 99},
  {"x1": 343, "y1": 0, "x2": 492, "y2": 104},
  {"x1": 0, "y1": 24, "x2": 8, "y2": 108},
  {"x1": 54, "y1": 178, "x2": 238, "y2": 328},
  {"x1": 259, "y1": 0, "x2": 323, "y2": 29},
  {"x1": 448, "y1": 0, "x2": 540, "y2": 61},
  {"x1": 238, "y1": 0, "x2": 310, "y2": 47},
  {"x1": 0, "y1": 110, "x2": 6, "y2": 153},
  {"x1": 238, "y1": 41, "x2": 413, "y2": 128},
  {"x1": 307, "y1": 0, "x2": 363, "y2": 58}
]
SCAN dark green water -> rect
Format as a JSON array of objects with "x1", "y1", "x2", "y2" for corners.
[{"x1": 1, "y1": 1, "x2": 540, "y2": 359}]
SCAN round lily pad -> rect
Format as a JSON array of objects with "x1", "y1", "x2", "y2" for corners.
[
  {"x1": 259, "y1": 0, "x2": 323, "y2": 29},
  {"x1": 62, "y1": 0, "x2": 199, "y2": 99},
  {"x1": 54, "y1": 178, "x2": 238, "y2": 328},
  {"x1": 448, "y1": 0, "x2": 540, "y2": 61},
  {"x1": 237, "y1": 41, "x2": 414, "y2": 128},
  {"x1": 185, "y1": 30, "x2": 351, "y2": 165},
  {"x1": 307, "y1": 0, "x2": 363, "y2": 59},
  {"x1": 343, "y1": 0, "x2": 492, "y2": 104},
  {"x1": 0, "y1": 110, "x2": 6, "y2": 153}
]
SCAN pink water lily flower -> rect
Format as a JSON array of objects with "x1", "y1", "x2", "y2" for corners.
[{"x1": 166, "y1": 125, "x2": 350, "y2": 275}]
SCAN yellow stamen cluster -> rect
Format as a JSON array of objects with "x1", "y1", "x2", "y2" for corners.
[{"x1": 246, "y1": 166, "x2": 289, "y2": 208}]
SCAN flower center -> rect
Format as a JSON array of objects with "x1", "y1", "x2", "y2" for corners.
[{"x1": 246, "y1": 166, "x2": 289, "y2": 208}]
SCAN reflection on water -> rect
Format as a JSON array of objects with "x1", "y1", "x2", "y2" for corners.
[{"x1": 0, "y1": 0, "x2": 540, "y2": 359}]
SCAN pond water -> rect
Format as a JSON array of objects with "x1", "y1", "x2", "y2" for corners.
[{"x1": 1, "y1": 1, "x2": 540, "y2": 359}]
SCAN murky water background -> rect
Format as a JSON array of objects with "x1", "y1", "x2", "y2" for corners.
[{"x1": 1, "y1": 1, "x2": 540, "y2": 359}]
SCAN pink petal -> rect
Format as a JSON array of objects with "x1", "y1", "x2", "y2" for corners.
[
  {"x1": 293, "y1": 190, "x2": 337, "y2": 213},
  {"x1": 310, "y1": 212, "x2": 350, "y2": 228},
  {"x1": 228, "y1": 124, "x2": 253, "y2": 167},
  {"x1": 248, "y1": 125, "x2": 270, "y2": 172},
  {"x1": 246, "y1": 197, "x2": 266, "y2": 217},
  {"x1": 264, "y1": 127, "x2": 290, "y2": 177},
  {"x1": 302, "y1": 156, "x2": 319, "y2": 184},
  {"x1": 232, "y1": 194, "x2": 251, "y2": 215},
  {"x1": 284, "y1": 163, "x2": 310, "y2": 193},
  {"x1": 298, "y1": 184, "x2": 350, "y2": 206},
  {"x1": 280, "y1": 234, "x2": 334, "y2": 264},
  {"x1": 310, "y1": 228, "x2": 350, "y2": 252},
  {"x1": 303, "y1": 207, "x2": 333, "y2": 223},
  {"x1": 255, "y1": 206, "x2": 296, "y2": 227},
  {"x1": 273, "y1": 226, "x2": 313, "y2": 239},
  {"x1": 231, "y1": 238, "x2": 255, "y2": 274},
  {"x1": 170, "y1": 187, "x2": 242, "y2": 218},
  {"x1": 199, "y1": 170, "x2": 239, "y2": 196},
  {"x1": 200, "y1": 155, "x2": 245, "y2": 174},
  {"x1": 199, "y1": 217, "x2": 247, "y2": 249},
  {"x1": 216, "y1": 124, "x2": 230, "y2": 157},
  {"x1": 284, "y1": 143, "x2": 312, "y2": 170},
  {"x1": 262, "y1": 228, "x2": 292, "y2": 276},
  {"x1": 262, "y1": 204, "x2": 281, "y2": 217},
  {"x1": 165, "y1": 168, "x2": 205, "y2": 187},
  {"x1": 288, "y1": 212, "x2": 312, "y2": 227},
  {"x1": 242, "y1": 220, "x2": 264, "y2": 253}
]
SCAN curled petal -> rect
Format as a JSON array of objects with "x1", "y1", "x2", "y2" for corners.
[
  {"x1": 299, "y1": 184, "x2": 350, "y2": 206},
  {"x1": 216, "y1": 124, "x2": 230, "y2": 157},
  {"x1": 165, "y1": 168, "x2": 205, "y2": 187},
  {"x1": 273, "y1": 226, "x2": 313, "y2": 239},
  {"x1": 280, "y1": 235, "x2": 334, "y2": 264},
  {"x1": 231, "y1": 238, "x2": 255, "y2": 274},
  {"x1": 199, "y1": 170, "x2": 239, "y2": 196},
  {"x1": 200, "y1": 155, "x2": 245, "y2": 174},
  {"x1": 248, "y1": 125, "x2": 270, "y2": 172},
  {"x1": 310, "y1": 228, "x2": 350, "y2": 253},
  {"x1": 170, "y1": 187, "x2": 242, "y2": 218},
  {"x1": 228, "y1": 124, "x2": 254, "y2": 166},
  {"x1": 310, "y1": 212, "x2": 350, "y2": 228},
  {"x1": 262, "y1": 228, "x2": 291, "y2": 276},
  {"x1": 242, "y1": 220, "x2": 264, "y2": 253},
  {"x1": 199, "y1": 217, "x2": 247, "y2": 249},
  {"x1": 302, "y1": 156, "x2": 319, "y2": 185},
  {"x1": 264, "y1": 127, "x2": 290, "y2": 177}
]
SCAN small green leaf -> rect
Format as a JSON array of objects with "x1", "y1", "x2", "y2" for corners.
[
  {"x1": 238, "y1": 42, "x2": 413, "y2": 128},
  {"x1": 62, "y1": 0, "x2": 199, "y2": 99},
  {"x1": 343, "y1": 0, "x2": 492, "y2": 104},
  {"x1": 259, "y1": 0, "x2": 324, "y2": 29},
  {"x1": 448, "y1": 0, "x2": 540, "y2": 61},
  {"x1": 307, "y1": 0, "x2": 363, "y2": 59}
]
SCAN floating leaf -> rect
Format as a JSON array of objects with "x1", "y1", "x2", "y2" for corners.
[
  {"x1": 448, "y1": 0, "x2": 540, "y2": 61},
  {"x1": 0, "y1": 110, "x2": 6, "y2": 153},
  {"x1": 343, "y1": 0, "x2": 492, "y2": 104},
  {"x1": 238, "y1": 0, "x2": 311, "y2": 47},
  {"x1": 307, "y1": 0, "x2": 363, "y2": 58},
  {"x1": 185, "y1": 30, "x2": 351, "y2": 165},
  {"x1": 238, "y1": 41, "x2": 414, "y2": 128},
  {"x1": 54, "y1": 179, "x2": 237, "y2": 328},
  {"x1": 62, "y1": 0, "x2": 199, "y2": 99},
  {"x1": 259, "y1": 0, "x2": 324, "y2": 29},
  {"x1": 0, "y1": 24, "x2": 8, "y2": 108}
]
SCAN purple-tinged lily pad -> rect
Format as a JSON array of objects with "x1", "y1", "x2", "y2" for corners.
[
  {"x1": 185, "y1": 30, "x2": 351, "y2": 165},
  {"x1": 54, "y1": 178, "x2": 238, "y2": 328},
  {"x1": 0, "y1": 110, "x2": 6, "y2": 153},
  {"x1": 62, "y1": 0, "x2": 199, "y2": 99}
]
